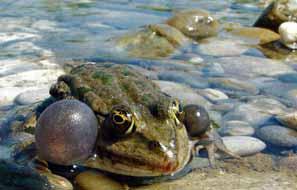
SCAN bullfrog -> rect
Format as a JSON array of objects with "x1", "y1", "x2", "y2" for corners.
[
  {"x1": 0, "y1": 62, "x2": 240, "y2": 189},
  {"x1": 43, "y1": 62, "x2": 239, "y2": 179}
]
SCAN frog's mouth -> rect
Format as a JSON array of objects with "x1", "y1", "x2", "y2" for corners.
[{"x1": 84, "y1": 146, "x2": 191, "y2": 177}]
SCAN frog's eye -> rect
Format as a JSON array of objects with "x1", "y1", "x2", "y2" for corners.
[
  {"x1": 168, "y1": 99, "x2": 183, "y2": 124},
  {"x1": 107, "y1": 106, "x2": 136, "y2": 137}
]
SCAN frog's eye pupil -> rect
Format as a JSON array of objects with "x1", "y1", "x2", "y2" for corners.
[{"x1": 113, "y1": 114, "x2": 124, "y2": 124}]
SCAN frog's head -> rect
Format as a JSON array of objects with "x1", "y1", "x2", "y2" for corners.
[{"x1": 86, "y1": 99, "x2": 191, "y2": 177}]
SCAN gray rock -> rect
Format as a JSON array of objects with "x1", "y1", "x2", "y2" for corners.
[
  {"x1": 197, "y1": 88, "x2": 228, "y2": 103},
  {"x1": 223, "y1": 103, "x2": 274, "y2": 128},
  {"x1": 278, "y1": 73, "x2": 297, "y2": 83},
  {"x1": 14, "y1": 88, "x2": 49, "y2": 105},
  {"x1": 158, "y1": 71, "x2": 209, "y2": 89},
  {"x1": 154, "y1": 80, "x2": 212, "y2": 109},
  {"x1": 219, "y1": 120, "x2": 255, "y2": 136},
  {"x1": 256, "y1": 125, "x2": 297, "y2": 148},
  {"x1": 202, "y1": 62, "x2": 225, "y2": 77},
  {"x1": 216, "y1": 56, "x2": 294, "y2": 78},
  {"x1": 222, "y1": 136, "x2": 266, "y2": 156},
  {"x1": 208, "y1": 77, "x2": 259, "y2": 97},
  {"x1": 208, "y1": 110, "x2": 222, "y2": 128},
  {"x1": 276, "y1": 112, "x2": 297, "y2": 131},
  {"x1": 199, "y1": 38, "x2": 248, "y2": 57}
]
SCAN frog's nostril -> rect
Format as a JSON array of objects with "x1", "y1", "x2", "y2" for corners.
[{"x1": 148, "y1": 140, "x2": 161, "y2": 150}]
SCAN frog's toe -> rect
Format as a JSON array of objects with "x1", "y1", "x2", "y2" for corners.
[{"x1": 211, "y1": 130, "x2": 241, "y2": 160}]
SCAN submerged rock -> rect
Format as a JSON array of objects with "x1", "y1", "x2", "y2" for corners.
[
  {"x1": 166, "y1": 9, "x2": 219, "y2": 39},
  {"x1": 276, "y1": 112, "x2": 297, "y2": 130},
  {"x1": 75, "y1": 171, "x2": 126, "y2": 190},
  {"x1": 222, "y1": 136, "x2": 266, "y2": 156},
  {"x1": 0, "y1": 160, "x2": 51, "y2": 190},
  {"x1": 219, "y1": 120, "x2": 255, "y2": 136},
  {"x1": 154, "y1": 80, "x2": 211, "y2": 109},
  {"x1": 227, "y1": 26, "x2": 280, "y2": 45},
  {"x1": 14, "y1": 88, "x2": 50, "y2": 105},
  {"x1": 254, "y1": 0, "x2": 297, "y2": 32},
  {"x1": 199, "y1": 38, "x2": 248, "y2": 57},
  {"x1": 256, "y1": 125, "x2": 297, "y2": 148}
]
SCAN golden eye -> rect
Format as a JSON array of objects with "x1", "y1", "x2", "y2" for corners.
[{"x1": 108, "y1": 105, "x2": 136, "y2": 137}]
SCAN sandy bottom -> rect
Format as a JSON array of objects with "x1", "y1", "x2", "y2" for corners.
[{"x1": 132, "y1": 154, "x2": 297, "y2": 190}]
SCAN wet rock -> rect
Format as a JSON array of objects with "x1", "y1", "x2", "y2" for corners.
[
  {"x1": 247, "y1": 97, "x2": 288, "y2": 115},
  {"x1": 216, "y1": 56, "x2": 294, "y2": 78},
  {"x1": 14, "y1": 88, "x2": 49, "y2": 105},
  {"x1": 254, "y1": 0, "x2": 297, "y2": 32},
  {"x1": 208, "y1": 77, "x2": 259, "y2": 97},
  {"x1": 0, "y1": 69, "x2": 64, "y2": 105},
  {"x1": 199, "y1": 38, "x2": 248, "y2": 56},
  {"x1": 223, "y1": 103, "x2": 273, "y2": 128},
  {"x1": 219, "y1": 120, "x2": 255, "y2": 136},
  {"x1": 75, "y1": 171, "x2": 125, "y2": 190},
  {"x1": 166, "y1": 9, "x2": 219, "y2": 39},
  {"x1": 188, "y1": 56, "x2": 204, "y2": 64},
  {"x1": 256, "y1": 125, "x2": 297, "y2": 148},
  {"x1": 258, "y1": 40, "x2": 297, "y2": 60},
  {"x1": 222, "y1": 136, "x2": 266, "y2": 156},
  {"x1": 154, "y1": 80, "x2": 212, "y2": 109},
  {"x1": 0, "y1": 69, "x2": 64, "y2": 88},
  {"x1": 279, "y1": 21, "x2": 297, "y2": 49},
  {"x1": 116, "y1": 24, "x2": 187, "y2": 58},
  {"x1": 41, "y1": 172, "x2": 73, "y2": 190},
  {"x1": 208, "y1": 110, "x2": 223, "y2": 128},
  {"x1": 276, "y1": 112, "x2": 297, "y2": 131},
  {"x1": 0, "y1": 160, "x2": 51, "y2": 190},
  {"x1": 227, "y1": 26, "x2": 280, "y2": 45},
  {"x1": 158, "y1": 71, "x2": 209, "y2": 89},
  {"x1": 278, "y1": 73, "x2": 297, "y2": 83},
  {"x1": 0, "y1": 132, "x2": 35, "y2": 160},
  {"x1": 210, "y1": 99, "x2": 238, "y2": 113},
  {"x1": 0, "y1": 32, "x2": 40, "y2": 44},
  {"x1": 202, "y1": 62, "x2": 225, "y2": 77},
  {"x1": 197, "y1": 88, "x2": 228, "y2": 103}
]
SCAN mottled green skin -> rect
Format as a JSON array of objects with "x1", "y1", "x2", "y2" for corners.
[{"x1": 49, "y1": 63, "x2": 191, "y2": 177}]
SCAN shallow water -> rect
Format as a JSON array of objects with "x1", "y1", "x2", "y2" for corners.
[{"x1": 0, "y1": 0, "x2": 297, "y2": 189}]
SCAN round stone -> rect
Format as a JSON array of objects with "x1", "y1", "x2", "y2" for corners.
[
  {"x1": 75, "y1": 171, "x2": 125, "y2": 190},
  {"x1": 219, "y1": 120, "x2": 255, "y2": 136},
  {"x1": 222, "y1": 136, "x2": 266, "y2": 156},
  {"x1": 35, "y1": 99, "x2": 98, "y2": 166},
  {"x1": 279, "y1": 21, "x2": 297, "y2": 49},
  {"x1": 256, "y1": 125, "x2": 297, "y2": 148},
  {"x1": 14, "y1": 88, "x2": 49, "y2": 105},
  {"x1": 276, "y1": 111, "x2": 297, "y2": 131}
]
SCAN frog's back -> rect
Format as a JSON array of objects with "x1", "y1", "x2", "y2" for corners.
[{"x1": 70, "y1": 63, "x2": 169, "y2": 110}]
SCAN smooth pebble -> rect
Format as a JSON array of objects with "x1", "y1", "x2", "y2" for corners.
[
  {"x1": 222, "y1": 136, "x2": 266, "y2": 156},
  {"x1": 256, "y1": 125, "x2": 297, "y2": 148},
  {"x1": 219, "y1": 120, "x2": 255, "y2": 136}
]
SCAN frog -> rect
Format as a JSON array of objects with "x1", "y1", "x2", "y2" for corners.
[
  {"x1": 44, "y1": 62, "x2": 240, "y2": 180},
  {"x1": 1, "y1": 62, "x2": 240, "y2": 189}
]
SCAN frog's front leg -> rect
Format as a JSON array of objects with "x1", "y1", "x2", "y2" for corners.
[
  {"x1": 179, "y1": 104, "x2": 241, "y2": 167},
  {"x1": 50, "y1": 75, "x2": 108, "y2": 115}
]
